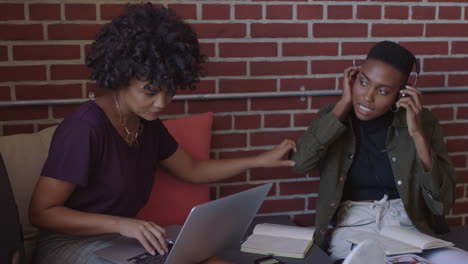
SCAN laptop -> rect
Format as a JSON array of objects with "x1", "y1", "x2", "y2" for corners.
[{"x1": 94, "y1": 183, "x2": 272, "y2": 264}]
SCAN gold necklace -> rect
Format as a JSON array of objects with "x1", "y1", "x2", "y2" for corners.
[{"x1": 113, "y1": 94, "x2": 143, "y2": 146}]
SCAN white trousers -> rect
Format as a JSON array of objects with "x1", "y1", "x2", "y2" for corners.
[{"x1": 329, "y1": 195, "x2": 468, "y2": 264}]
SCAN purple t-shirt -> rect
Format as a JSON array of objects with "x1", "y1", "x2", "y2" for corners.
[{"x1": 41, "y1": 100, "x2": 178, "y2": 217}]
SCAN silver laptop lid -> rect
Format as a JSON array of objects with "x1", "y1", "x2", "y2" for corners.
[{"x1": 165, "y1": 183, "x2": 272, "y2": 264}]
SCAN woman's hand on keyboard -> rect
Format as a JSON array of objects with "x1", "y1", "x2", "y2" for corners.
[{"x1": 116, "y1": 217, "x2": 168, "y2": 256}]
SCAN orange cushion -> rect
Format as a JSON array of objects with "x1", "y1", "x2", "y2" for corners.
[{"x1": 136, "y1": 112, "x2": 213, "y2": 227}]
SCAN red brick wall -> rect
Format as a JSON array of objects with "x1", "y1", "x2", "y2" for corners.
[{"x1": 1, "y1": 0, "x2": 467, "y2": 227}]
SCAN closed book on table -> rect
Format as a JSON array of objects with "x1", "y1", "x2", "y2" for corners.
[{"x1": 241, "y1": 223, "x2": 314, "y2": 259}]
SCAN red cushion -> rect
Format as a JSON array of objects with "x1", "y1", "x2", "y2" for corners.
[{"x1": 136, "y1": 112, "x2": 213, "y2": 227}]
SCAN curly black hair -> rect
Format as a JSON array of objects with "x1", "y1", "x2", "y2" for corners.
[{"x1": 85, "y1": 2, "x2": 205, "y2": 96}]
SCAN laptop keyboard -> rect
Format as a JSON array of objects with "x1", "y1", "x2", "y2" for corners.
[
  {"x1": 127, "y1": 252, "x2": 167, "y2": 264},
  {"x1": 127, "y1": 244, "x2": 173, "y2": 264}
]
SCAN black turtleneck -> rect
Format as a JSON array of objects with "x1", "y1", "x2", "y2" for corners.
[{"x1": 342, "y1": 110, "x2": 400, "y2": 201}]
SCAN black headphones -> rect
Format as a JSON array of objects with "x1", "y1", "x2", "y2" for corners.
[{"x1": 395, "y1": 58, "x2": 420, "y2": 101}]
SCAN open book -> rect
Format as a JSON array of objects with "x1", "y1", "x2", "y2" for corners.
[
  {"x1": 240, "y1": 223, "x2": 315, "y2": 259},
  {"x1": 347, "y1": 225, "x2": 453, "y2": 255}
]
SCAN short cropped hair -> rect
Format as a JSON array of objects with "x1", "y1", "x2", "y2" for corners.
[
  {"x1": 85, "y1": 2, "x2": 205, "y2": 96},
  {"x1": 366, "y1": 41, "x2": 417, "y2": 83}
]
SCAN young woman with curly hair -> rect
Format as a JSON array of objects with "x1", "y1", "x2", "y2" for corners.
[{"x1": 29, "y1": 3, "x2": 296, "y2": 264}]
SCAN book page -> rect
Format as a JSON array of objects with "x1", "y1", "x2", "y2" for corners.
[
  {"x1": 241, "y1": 234, "x2": 311, "y2": 255},
  {"x1": 380, "y1": 226, "x2": 453, "y2": 250},
  {"x1": 347, "y1": 231, "x2": 422, "y2": 255},
  {"x1": 253, "y1": 223, "x2": 314, "y2": 240}
]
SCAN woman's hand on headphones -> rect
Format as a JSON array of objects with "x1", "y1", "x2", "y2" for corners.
[
  {"x1": 332, "y1": 66, "x2": 360, "y2": 121},
  {"x1": 396, "y1": 85, "x2": 424, "y2": 137}
]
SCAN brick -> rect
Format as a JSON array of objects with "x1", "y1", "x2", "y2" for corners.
[
  {"x1": 188, "y1": 99, "x2": 247, "y2": 113},
  {"x1": 293, "y1": 213, "x2": 316, "y2": 227},
  {"x1": 251, "y1": 97, "x2": 307, "y2": 111},
  {"x1": 449, "y1": 74, "x2": 468, "y2": 87},
  {"x1": 51, "y1": 64, "x2": 91, "y2": 80},
  {"x1": 250, "y1": 167, "x2": 305, "y2": 181},
  {"x1": 219, "y1": 79, "x2": 276, "y2": 93},
  {"x1": 179, "y1": 79, "x2": 215, "y2": 95},
  {"x1": 424, "y1": 58, "x2": 468, "y2": 72},
  {"x1": 0, "y1": 45, "x2": 7, "y2": 61},
  {"x1": 251, "y1": 61, "x2": 307, "y2": 76},
  {"x1": 450, "y1": 155, "x2": 467, "y2": 168},
  {"x1": 199, "y1": 42, "x2": 215, "y2": 58},
  {"x1": 100, "y1": 4, "x2": 125, "y2": 20},
  {"x1": 357, "y1": 5, "x2": 381, "y2": 19},
  {"x1": 267, "y1": 5, "x2": 292, "y2": 19},
  {"x1": 212, "y1": 115, "x2": 232, "y2": 131},
  {"x1": 294, "y1": 112, "x2": 317, "y2": 127},
  {"x1": 204, "y1": 61, "x2": 246, "y2": 77},
  {"x1": 385, "y1": 6, "x2": 409, "y2": 19},
  {"x1": 314, "y1": 23, "x2": 367, "y2": 38},
  {"x1": 446, "y1": 216, "x2": 463, "y2": 226},
  {"x1": 398, "y1": 41, "x2": 448, "y2": 55},
  {"x1": 283, "y1": 42, "x2": 338, "y2": 57},
  {"x1": 456, "y1": 171, "x2": 468, "y2": 184},
  {"x1": 425, "y1": 92, "x2": 468, "y2": 105},
  {"x1": 215, "y1": 133, "x2": 248, "y2": 149},
  {"x1": 458, "y1": 107, "x2": 468, "y2": 120},
  {"x1": 65, "y1": 4, "x2": 96, "y2": 20},
  {"x1": 251, "y1": 23, "x2": 308, "y2": 38},
  {"x1": 202, "y1": 4, "x2": 230, "y2": 20},
  {"x1": 0, "y1": 106, "x2": 48, "y2": 121},
  {"x1": 455, "y1": 185, "x2": 465, "y2": 199},
  {"x1": 452, "y1": 200, "x2": 468, "y2": 214},
  {"x1": 264, "y1": 114, "x2": 291, "y2": 128},
  {"x1": 218, "y1": 149, "x2": 262, "y2": 159},
  {"x1": 235, "y1": 4, "x2": 262, "y2": 20},
  {"x1": 13, "y1": 45, "x2": 81, "y2": 60},
  {"x1": 452, "y1": 41, "x2": 468, "y2": 54},
  {"x1": 167, "y1": 4, "x2": 197, "y2": 19},
  {"x1": 341, "y1": 42, "x2": 375, "y2": 55},
  {"x1": 426, "y1": 24, "x2": 468, "y2": 37},
  {"x1": 0, "y1": 86, "x2": 10, "y2": 100},
  {"x1": 234, "y1": 115, "x2": 261, "y2": 129},
  {"x1": 430, "y1": 107, "x2": 454, "y2": 121},
  {"x1": 219, "y1": 184, "x2": 276, "y2": 198},
  {"x1": 412, "y1": 6, "x2": 436, "y2": 20},
  {"x1": 48, "y1": 24, "x2": 102, "y2": 40},
  {"x1": 161, "y1": 101, "x2": 184, "y2": 115},
  {"x1": 412, "y1": 74, "x2": 445, "y2": 88},
  {"x1": 0, "y1": 24, "x2": 43, "y2": 40},
  {"x1": 52, "y1": 104, "x2": 81, "y2": 119},
  {"x1": 312, "y1": 59, "x2": 352, "y2": 74},
  {"x1": 15, "y1": 84, "x2": 82, "y2": 100},
  {"x1": 328, "y1": 5, "x2": 352, "y2": 19},
  {"x1": 3, "y1": 124, "x2": 35, "y2": 136},
  {"x1": 372, "y1": 24, "x2": 423, "y2": 37},
  {"x1": 192, "y1": 23, "x2": 246, "y2": 38},
  {"x1": 308, "y1": 197, "x2": 318, "y2": 210},
  {"x1": 446, "y1": 138, "x2": 468, "y2": 153},
  {"x1": 438, "y1": 6, "x2": 460, "y2": 20},
  {"x1": 297, "y1": 4, "x2": 323, "y2": 20},
  {"x1": 441, "y1": 123, "x2": 468, "y2": 137},
  {"x1": 259, "y1": 198, "x2": 305, "y2": 214},
  {"x1": 250, "y1": 130, "x2": 304, "y2": 146},
  {"x1": 0, "y1": 65, "x2": 46, "y2": 82},
  {"x1": 280, "y1": 180, "x2": 320, "y2": 195},
  {"x1": 0, "y1": 4, "x2": 24, "y2": 20},
  {"x1": 219, "y1": 42, "x2": 277, "y2": 58},
  {"x1": 311, "y1": 95, "x2": 340, "y2": 109},
  {"x1": 280, "y1": 77, "x2": 336, "y2": 91},
  {"x1": 30, "y1": 3, "x2": 61, "y2": 20}
]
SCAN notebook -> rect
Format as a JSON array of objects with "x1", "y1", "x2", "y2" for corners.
[{"x1": 94, "y1": 183, "x2": 272, "y2": 264}]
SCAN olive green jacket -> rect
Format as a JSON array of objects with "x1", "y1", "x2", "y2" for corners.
[{"x1": 291, "y1": 105, "x2": 456, "y2": 248}]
